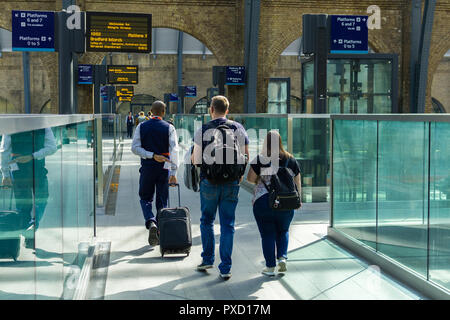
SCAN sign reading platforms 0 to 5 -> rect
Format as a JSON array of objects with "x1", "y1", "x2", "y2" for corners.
[
  {"x1": 107, "y1": 65, "x2": 139, "y2": 84},
  {"x1": 12, "y1": 10, "x2": 55, "y2": 52},
  {"x1": 86, "y1": 12, "x2": 151, "y2": 53},
  {"x1": 330, "y1": 15, "x2": 369, "y2": 54}
]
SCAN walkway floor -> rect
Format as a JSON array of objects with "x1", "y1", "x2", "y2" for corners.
[{"x1": 95, "y1": 139, "x2": 426, "y2": 300}]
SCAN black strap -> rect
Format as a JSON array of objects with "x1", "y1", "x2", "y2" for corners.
[{"x1": 260, "y1": 157, "x2": 289, "y2": 193}]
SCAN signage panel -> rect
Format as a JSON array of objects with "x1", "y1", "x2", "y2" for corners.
[
  {"x1": 116, "y1": 86, "x2": 134, "y2": 102},
  {"x1": 107, "y1": 65, "x2": 138, "y2": 84},
  {"x1": 86, "y1": 12, "x2": 151, "y2": 53},
  {"x1": 12, "y1": 10, "x2": 55, "y2": 52},
  {"x1": 78, "y1": 64, "x2": 94, "y2": 84},
  {"x1": 185, "y1": 86, "x2": 197, "y2": 97},
  {"x1": 330, "y1": 15, "x2": 369, "y2": 54},
  {"x1": 226, "y1": 66, "x2": 246, "y2": 85},
  {"x1": 169, "y1": 93, "x2": 179, "y2": 102},
  {"x1": 100, "y1": 86, "x2": 108, "y2": 102}
]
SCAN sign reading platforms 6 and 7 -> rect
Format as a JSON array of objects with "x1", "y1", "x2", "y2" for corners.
[
  {"x1": 330, "y1": 15, "x2": 369, "y2": 54},
  {"x1": 12, "y1": 10, "x2": 55, "y2": 51}
]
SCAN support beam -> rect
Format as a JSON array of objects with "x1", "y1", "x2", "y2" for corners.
[
  {"x1": 152, "y1": 28, "x2": 157, "y2": 60},
  {"x1": 177, "y1": 31, "x2": 183, "y2": 114},
  {"x1": 416, "y1": 0, "x2": 436, "y2": 113},
  {"x1": 244, "y1": 0, "x2": 260, "y2": 113},
  {"x1": 22, "y1": 52, "x2": 31, "y2": 114},
  {"x1": 409, "y1": 0, "x2": 422, "y2": 113}
]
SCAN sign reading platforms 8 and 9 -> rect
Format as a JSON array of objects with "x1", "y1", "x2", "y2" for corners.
[
  {"x1": 86, "y1": 12, "x2": 151, "y2": 53},
  {"x1": 107, "y1": 65, "x2": 139, "y2": 84},
  {"x1": 12, "y1": 10, "x2": 55, "y2": 52}
]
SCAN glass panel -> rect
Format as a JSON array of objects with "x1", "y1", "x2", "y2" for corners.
[
  {"x1": 77, "y1": 122, "x2": 94, "y2": 241},
  {"x1": 333, "y1": 120, "x2": 377, "y2": 249},
  {"x1": 268, "y1": 79, "x2": 288, "y2": 114},
  {"x1": 292, "y1": 117, "x2": 330, "y2": 202},
  {"x1": 377, "y1": 121, "x2": 429, "y2": 277},
  {"x1": 0, "y1": 130, "x2": 37, "y2": 298},
  {"x1": 34, "y1": 127, "x2": 63, "y2": 299},
  {"x1": 429, "y1": 122, "x2": 450, "y2": 290},
  {"x1": 61, "y1": 124, "x2": 79, "y2": 287},
  {"x1": 302, "y1": 60, "x2": 314, "y2": 113},
  {"x1": 327, "y1": 59, "x2": 393, "y2": 114}
]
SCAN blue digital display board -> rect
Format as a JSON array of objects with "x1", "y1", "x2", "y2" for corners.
[
  {"x1": 330, "y1": 15, "x2": 368, "y2": 54},
  {"x1": 226, "y1": 66, "x2": 245, "y2": 85},
  {"x1": 12, "y1": 10, "x2": 55, "y2": 52},
  {"x1": 185, "y1": 86, "x2": 197, "y2": 97},
  {"x1": 78, "y1": 64, "x2": 94, "y2": 84}
]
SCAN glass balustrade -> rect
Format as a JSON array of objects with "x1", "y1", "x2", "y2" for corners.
[
  {"x1": 331, "y1": 115, "x2": 450, "y2": 293},
  {"x1": 0, "y1": 114, "x2": 121, "y2": 299}
]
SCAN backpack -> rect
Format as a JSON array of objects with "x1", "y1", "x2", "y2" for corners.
[
  {"x1": 262, "y1": 158, "x2": 301, "y2": 211},
  {"x1": 201, "y1": 121, "x2": 247, "y2": 184}
]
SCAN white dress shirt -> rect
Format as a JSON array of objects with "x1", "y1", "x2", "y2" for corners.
[
  {"x1": 0, "y1": 128, "x2": 57, "y2": 179},
  {"x1": 131, "y1": 120, "x2": 178, "y2": 176}
]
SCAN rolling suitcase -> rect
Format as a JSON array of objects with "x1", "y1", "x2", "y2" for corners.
[
  {"x1": 157, "y1": 183, "x2": 192, "y2": 258},
  {"x1": 0, "y1": 186, "x2": 21, "y2": 261}
]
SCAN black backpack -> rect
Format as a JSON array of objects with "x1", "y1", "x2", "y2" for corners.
[
  {"x1": 201, "y1": 121, "x2": 247, "y2": 184},
  {"x1": 262, "y1": 158, "x2": 301, "y2": 211}
]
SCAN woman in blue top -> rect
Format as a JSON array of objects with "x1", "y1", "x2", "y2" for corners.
[{"x1": 247, "y1": 130, "x2": 302, "y2": 276}]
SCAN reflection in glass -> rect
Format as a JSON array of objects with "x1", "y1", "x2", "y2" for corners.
[{"x1": 333, "y1": 120, "x2": 377, "y2": 249}]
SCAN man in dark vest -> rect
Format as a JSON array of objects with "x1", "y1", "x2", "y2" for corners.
[
  {"x1": 126, "y1": 111, "x2": 134, "y2": 138},
  {"x1": 131, "y1": 101, "x2": 178, "y2": 246}
]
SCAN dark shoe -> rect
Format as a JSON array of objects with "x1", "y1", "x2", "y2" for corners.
[
  {"x1": 197, "y1": 263, "x2": 213, "y2": 271},
  {"x1": 148, "y1": 222, "x2": 159, "y2": 246}
]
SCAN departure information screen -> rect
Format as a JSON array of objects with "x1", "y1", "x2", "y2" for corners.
[
  {"x1": 116, "y1": 86, "x2": 134, "y2": 102},
  {"x1": 86, "y1": 12, "x2": 151, "y2": 53},
  {"x1": 107, "y1": 65, "x2": 138, "y2": 84}
]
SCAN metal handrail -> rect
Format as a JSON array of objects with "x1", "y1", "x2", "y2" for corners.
[
  {"x1": 330, "y1": 113, "x2": 450, "y2": 122},
  {"x1": 0, "y1": 114, "x2": 116, "y2": 135}
]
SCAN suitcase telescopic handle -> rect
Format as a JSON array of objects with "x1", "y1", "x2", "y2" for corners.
[{"x1": 168, "y1": 183, "x2": 181, "y2": 207}]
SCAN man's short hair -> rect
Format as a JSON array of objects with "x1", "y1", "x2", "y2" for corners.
[
  {"x1": 211, "y1": 95, "x2": 229, "y2": 114},
  {"x1": 151, "y1": 101, "x2": 166, "y2": 115}
]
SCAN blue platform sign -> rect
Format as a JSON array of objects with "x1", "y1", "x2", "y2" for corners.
[
  {"x1": 185, "y1": 86, "x2": 197, "y2": 97},
  {"x1": 100, "y1": 86, "x2": 108, "y2": 102},
  {"x1": 78, "y1": 65, "x2": 94, "y2": 84},
  {"x1": 169, "y1": 93, "x2": 179, "y2": 102},
  {"x1": 226, "y1": 66, "x2": 245, "y2": 85},
  {"x1": 330, "y1": 15, "x2": 368, "y2": 54},
  {"x1": 12, "y1": 10, "x2": 55, "y2": 52}
]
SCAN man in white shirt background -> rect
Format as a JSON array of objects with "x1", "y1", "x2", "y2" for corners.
[{"x1": 131, "y1": 101, "x2": 178, "y2": 246}]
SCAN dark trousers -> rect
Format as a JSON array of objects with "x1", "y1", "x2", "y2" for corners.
[
  {"x1": 127, "y1": 124, "x2": 133, "y2": 138},
  {"x1": 253, "y1": 193, "x2": 294, "y2": 268},
  {"x1": 12, "y1": 165, "x2": 49, "y2": 230},
  {"x1": 138, "y1": 164, "x2": 169, "y2": 227}
]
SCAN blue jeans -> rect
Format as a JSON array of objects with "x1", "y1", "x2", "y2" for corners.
[
  {"x1": 199, "y1": 179, "x2": 240, "y2": 274},
  {"x1": 139, "y1": 164, "x2": 169, "y2": 227},
  {"x1": 253, "y1": 193, "x2": 294, "y2": 268}
]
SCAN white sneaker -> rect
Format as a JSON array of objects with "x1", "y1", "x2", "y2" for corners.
[
  {"x1": 220, "y1": 273, "x2": 232, "y2": 280},
  {"x1": 262, "y1": 267, "x2": 275, "y2": 277},
  {"x1": 278, "y1": 258, "x2": 287, "y2": 273}
]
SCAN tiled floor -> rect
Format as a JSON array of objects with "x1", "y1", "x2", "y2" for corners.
[{"x1": 95, "y1": 140, "x2": 425, "y2": 300}]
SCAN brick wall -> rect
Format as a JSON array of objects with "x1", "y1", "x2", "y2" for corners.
[{"x1": 1, "y1": 0, "x2": 450, "y2": 114}]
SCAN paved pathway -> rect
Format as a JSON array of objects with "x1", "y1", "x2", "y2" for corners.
[{"x1": 95, "y1": 140, "x2": 425, "y2": 300}]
